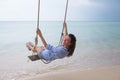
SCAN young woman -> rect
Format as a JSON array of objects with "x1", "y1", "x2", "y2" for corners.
[{"x1": 26, "y1": 22, "x2": 76, "y2": 62}]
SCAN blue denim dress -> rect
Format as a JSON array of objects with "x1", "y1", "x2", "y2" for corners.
[{"x1": 38, "y1": 44, "x2": 68, "y2": 61}]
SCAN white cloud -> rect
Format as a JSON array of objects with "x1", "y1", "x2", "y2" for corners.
[
  {"x1": 0, "y1": 0, "x2": 119, "y2": 21},
  {"x1": 71, "y1": 0, "x2": 105, "y2": 7},
  {"x1": 0, "y1": 0, "x2": 37, "y2": 20},
  {"x1": 0, "y1": 0, "x2": 66, "y2": 21}
]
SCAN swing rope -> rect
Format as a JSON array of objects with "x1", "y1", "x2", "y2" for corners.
[
  {"x1": 32, "y1": 0, "x2": 50, "y2": 64},
  {"x1": 59, "y1": 0, "x2": 69, "y2": 44},
  {"x1": 34, "y1": 0, "x2": 40, "y2": 49}
]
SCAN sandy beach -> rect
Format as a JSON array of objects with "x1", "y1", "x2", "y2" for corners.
[{"x1": 30, "y1": 66, "x2": 120, "y2": 80}]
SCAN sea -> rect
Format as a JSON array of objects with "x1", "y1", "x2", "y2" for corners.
[{"x1": 0, "y1": 21, "x2": 120, "y2": 80}]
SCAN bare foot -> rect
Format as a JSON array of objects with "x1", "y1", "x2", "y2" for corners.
[{"x1": 26, "y1": 42, "x2": 34, "y2": 50}]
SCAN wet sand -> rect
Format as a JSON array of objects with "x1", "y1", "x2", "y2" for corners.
[{"x1": 30, "y1": 66, "x2": 120, "y2": 80}]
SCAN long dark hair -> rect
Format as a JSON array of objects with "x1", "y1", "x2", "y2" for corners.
[{"x1": 67, "y1": 34, "x2": 76, "y2": 57}]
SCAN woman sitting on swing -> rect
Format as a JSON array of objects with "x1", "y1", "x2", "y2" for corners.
[{"x1": 26, "y1": 22, "x2": 76, "y2": 62}]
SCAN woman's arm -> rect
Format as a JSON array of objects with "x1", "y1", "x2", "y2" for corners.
[
  {"x1": 63, "y1": 21, "x2": 68, "y2": 36},
  {"x1": 36, "y1": 28, "x2": 47, "y2": 47}
]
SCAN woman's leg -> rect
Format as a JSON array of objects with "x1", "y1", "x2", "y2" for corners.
[
  {"x1": 35, "y1": 46, "x2": 45, "y2": 54},
  {"x1": 26, "y1": 43, "x2": 44, "y2": 54}
]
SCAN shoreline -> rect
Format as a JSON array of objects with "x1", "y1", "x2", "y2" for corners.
[{"x1": 29, "y1": 66, "x2": 120, "y2": 80}]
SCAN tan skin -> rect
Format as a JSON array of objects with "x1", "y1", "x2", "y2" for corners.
[{"x1": 27, "y1": 22, "x2": 71, "y2": 54}]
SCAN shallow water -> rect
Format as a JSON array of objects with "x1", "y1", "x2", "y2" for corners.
[{"x1": 0, "y1": 21, "x2": 120, "y2": 80}]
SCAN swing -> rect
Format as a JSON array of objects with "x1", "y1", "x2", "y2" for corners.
[{"x1": 28, "y1": 0, "x2": 69, "y2": 64}]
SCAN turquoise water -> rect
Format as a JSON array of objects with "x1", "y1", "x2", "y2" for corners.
[{"x1": 0, "y1": 21, "x2": 120, "y2": 80}]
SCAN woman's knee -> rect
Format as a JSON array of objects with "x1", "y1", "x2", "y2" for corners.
[{"x1": 36, "y1": 46, "x2": 44, "y2": 54}]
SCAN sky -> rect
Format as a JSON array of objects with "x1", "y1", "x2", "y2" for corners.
[{"x1": 0, "y1": 0, "x2": 120, "y2": 21}]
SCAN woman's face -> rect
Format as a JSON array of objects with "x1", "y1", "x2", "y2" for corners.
[{"x1": 62, "y1": 35, "x2": 71, "y2": 47}]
